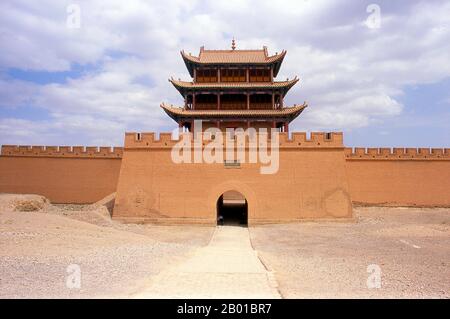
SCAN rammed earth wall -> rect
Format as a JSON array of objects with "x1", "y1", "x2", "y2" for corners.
[
  {"x1": 0, "y1": 145, "x2": 123, "y2": 203},
  {"x1": 345, "y1": 147, "x2": 450, "y2": 207},
  {"x1": 0, "y1": 133, "x2": 449, "y2": 217},
  {"x1": 112, "y1": 131, "x2": 352, "y2": 224}
]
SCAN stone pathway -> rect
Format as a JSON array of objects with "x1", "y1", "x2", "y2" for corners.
[{"x1": 133, "y1": 226, "x2": 280, "y2": 298}]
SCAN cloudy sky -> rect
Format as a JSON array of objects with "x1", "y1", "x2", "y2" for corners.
[{"x1": 0, "y1": 0, "x2": 449, "y2": 147}]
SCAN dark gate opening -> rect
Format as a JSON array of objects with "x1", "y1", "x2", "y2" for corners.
[{"x1": 216, "y1": 191, "x2": 248, "y2": 226}]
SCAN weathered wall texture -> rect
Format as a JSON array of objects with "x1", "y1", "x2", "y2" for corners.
[
  {"x1": 0, "y1": 135, "x2": 449, "y2": 222},
  {"x1": 112, "y1": 132, "x2": 353, "y2": 225},
  {"x1": 345, "y1": 147, "x2": 450, "y2": 207},
  {"x1": 0, "y1": 145, "x2": 123, "y2": 203}
]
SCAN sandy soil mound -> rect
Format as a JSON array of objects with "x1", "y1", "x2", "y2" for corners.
[
  {"x1": 0, "y1": 193, "x2": 112, "y2": 227},
  {"x1": 95, "y1": 192, "x2": 116, "y2": 214},
  {"x1": 0, "y1": 194, "x2": 50, "y2": 212},
  {"x1": 46, "y1": 203, "x2": 113, "y2": 227}
]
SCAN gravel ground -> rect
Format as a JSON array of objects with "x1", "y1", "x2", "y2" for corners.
[
  {"x1": 0, "y1": 195, "x2": 214, "y2": 298},
  {"x1": 250, "y1": 206, "x2": 450, "y2": 298},
  {"x1": 1, "y1": 194, "x2": 448, "y2": 298}
]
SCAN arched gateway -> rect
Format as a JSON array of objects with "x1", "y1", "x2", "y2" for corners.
[{"x1": 217, "y1": 190, "x2": 248, "y2": 226}]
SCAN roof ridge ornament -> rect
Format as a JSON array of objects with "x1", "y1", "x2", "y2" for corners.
[{"x1": 231, "y1": 38, "x2": 236, "y2": 50}]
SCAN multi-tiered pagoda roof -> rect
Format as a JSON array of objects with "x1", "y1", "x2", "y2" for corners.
[{"x1": 162, "y1": 41, "x2": 307, "y2": 132}]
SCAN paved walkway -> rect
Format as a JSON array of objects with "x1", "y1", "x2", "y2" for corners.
[{"x1": 134, "y1": 226, "x2": 280, "y2": 298}]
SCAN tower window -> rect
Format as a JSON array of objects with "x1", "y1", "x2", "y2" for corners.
[
  {"x1": 196, "y1": 68, "x2": 218, "y2": 82},
  {"x1": 249, "y1": 68, "x2": 270, "y2": 82},
  {"x1": 221, "y1": 69, "x2": 246, "y2": 82}
]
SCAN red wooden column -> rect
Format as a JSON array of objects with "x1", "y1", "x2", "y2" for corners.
[
  {"x1": 270, "y1": 68, "x2": 274, "y2": 82},
  {"x1": 246, "y1": 68, "x2": 249, "y2": 82},
  {"x1": 217, "y1": 68, "x2": 220, "y2": 82},
  {"x1": 217, "y1": 92, "x2": 221, "y2": 110},
  {"x1": 284, "y1": 122, "x2": 289, "y2": 133},
  {"x1": 193, "y1": 92, "x2": 196, "y2": 110},
  {"x1": 272, "y1": 92, "x2": 275, "y2": 109},
  {"x1": 247, "y1": 93, "x2": 250, "y2": 110}
]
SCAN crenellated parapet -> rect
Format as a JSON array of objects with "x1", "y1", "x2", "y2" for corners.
[
  {"x1": 345, "y1": 147, "x2": 450, "y2": 160},
  {"x1": 124, "y1": 131, "x2": 344, "y2": 149},
  {"x1": 1, "y1": 145, "x2": 123, "y2": 158},
  {"x1": 124, "y1": 132, "x2": 178, "y2": 148},
  {"x1": 280, "y1": 132, "x2": 343, "y2": 148}
]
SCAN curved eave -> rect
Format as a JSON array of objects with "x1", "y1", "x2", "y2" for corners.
[
  {"x1": 180, "y1": 51, "x2": 198, "y2": 77},
  {"x1": 160, "y1": 102, "x2": 307, "y2": 123},
  {"x1": 180, "y1": 50, "x2": 287, "y2": 78},
  {"x1": 271, "y1": 50, "x2": 286, "y2": 77},
  {"x1": 169, "y1": 77, "x2": 299, "y2": 97}
]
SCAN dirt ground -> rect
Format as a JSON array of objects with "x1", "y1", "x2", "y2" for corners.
[
  {"x1": 250, "y1": 206, "x2": 450, "y2": 298},
  {"x1": 0, "y1": 194, "x2": 448, "y2": 298},
  {"x1": 0, "y1": 194, "x2": 214, "y2": 298}
]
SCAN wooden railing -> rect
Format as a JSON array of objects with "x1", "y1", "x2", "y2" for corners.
[
  {"x1": 220, "y1": 103, "x2": 247, "y2": 110},
  {"x1": 249, "y1": 103, "x2": 272, "y2": 110},
  {"x1": 194, "y1": 103, "x2": 274, "y2": 110},
  {"x1": 195, "y1": 103, "x2": 217, "y2": 110}
]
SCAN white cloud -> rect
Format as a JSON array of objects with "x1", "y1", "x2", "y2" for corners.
[{"x1": 0, "y1": 0, "x2": 449, "y2": 145}]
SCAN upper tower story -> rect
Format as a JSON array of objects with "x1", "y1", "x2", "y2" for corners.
[
  {"x1": 180, "y1": 42, "x2": 286, "y2": 83},
  {"x1": 162, "y1": 41, "x2": 307, "y2": 133}
]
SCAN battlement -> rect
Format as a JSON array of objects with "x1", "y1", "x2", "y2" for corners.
[
  {"x1": 1, "y1": 145, "x2": 123, "y2": 158},
  {"x1": 345, "y1": 147, "x2": 450, "y2": 160},
  {"x1": 124, "y1": 131, "x2": 344, "y2": 149}
]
